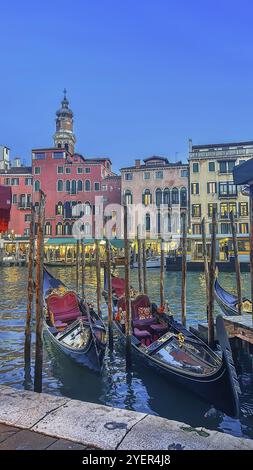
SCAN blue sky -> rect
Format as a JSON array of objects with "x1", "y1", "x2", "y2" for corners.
[{"x1": 0, "y1": 0, "x2": 253, "y2": 171}]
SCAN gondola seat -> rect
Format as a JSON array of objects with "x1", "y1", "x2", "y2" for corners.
[
  {"x1": 132, "y1": 295, "x2": 154, "y2": 329},
  {"x1": 47, "y1": 291, "x2": 82, "y2": 324},
  {"x1": 133, "y1": 327, "x2": 151, "y2": 346},
  {"x1": 111, "y1": 277, "x2": 126, "y2": 298},
  {"x1": 150, "y1": 323, "x2": 167, "y2": 340}
]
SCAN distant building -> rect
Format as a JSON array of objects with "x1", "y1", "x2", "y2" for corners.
[
  {"x1": 189, "y1": 139, "x2": 252, "y2": 261},
  {"x1": 0, "y1": 163, "x2": 32, "y2": 237},
  {"x1": 0, "y1": 145, "x2": 10, "y2": 170},
  {"x1": 121, "y1": 156, "x2": 189, "y2": 251}
]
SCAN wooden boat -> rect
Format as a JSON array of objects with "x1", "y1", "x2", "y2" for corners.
[
  {"x1": 44, "y1": 260, "x2": 75, "y2": 267},
  {"x1": 214, "y1": 277, "x2": 252, "y2": 316},
  {"x1": 43, "y1": 268, "x2": 106, "y2": 372},
  {"x1": 132, "y1": 256, "x2": 165, "y2": 269},
  {"x1": 103, "y1": 273, "x2": 241, "y2": 417}
]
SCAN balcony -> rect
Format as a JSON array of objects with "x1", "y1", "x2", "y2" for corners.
[
  {"x1": 218, "y1": 212, "x2": 238, "y2": 220},
  {"x1": 18, "y1": 202, "x2": 32, "y2": 210}
]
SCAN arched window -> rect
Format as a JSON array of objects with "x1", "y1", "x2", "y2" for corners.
[
  {"x1": 57, "y1": 179, "x2": 63, "y2": 191},
  {"x1": 146, "y1": 213, "x2": 151, "y2": 231},
  {"x1": 77, "y1": 180, "x2": 83, "y2": 192},
  {"x1": 155, "y1": 188, "x2": 162, "y2": 206},
  {"x1": 66, "y1": 180, "x2": 70, "y2": 192},
  {"x1": 163, "y1": 188, "x2": 170, "y2": 205},
  {"x1": 85, "y1": 180, "x2": 91, "y2": 191},
  {"x1": 64, "y1": 222, "x2": 71, "y2": 235},
  {"x1": 180, "y1": 187, "x2": 187, "y2": 208},
  {"x1": 56, "y1": 222, "x2": 63, "y2": 235},
  {"x1": 124, "y1": 190, "x2": 133, "y2": 204},
  {"x1": 34, "y1": 202, "x2": 40, "y2": 213},
  {"x1": 56, "y1": 202, "x2": 63, "y2": 215},
  {"x1": 34, "y1": 180, "x2": 40, "y2": 192},
  {"x1": 171, "y1": 187, "x2": 179, "y2": 204},
  {"x1": 65, "y1": 143, "x2": 69, "y2": 152},
  {"x1": 143, "y1": 189, "x2": 152, "y2": 206},
  {"x1": 71, "y1": 180, "x2": 77, "y2": 195},
  {"x1": 85, "y1": 202, "x2": 92, "y2": 215},
  {"x1": 45, "y1": 222, "x2": 52, "y2": 236},
  {"x1": 84, "y1": 222, "x2": 92, "y2": 236}
]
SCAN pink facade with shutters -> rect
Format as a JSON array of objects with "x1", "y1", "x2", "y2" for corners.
[
  {"x1": 32, "y1": 148, "x2": 121, "y2": 237},
  {"x1": 0, "y1": 167, "x2": 32, "y2": 237}
]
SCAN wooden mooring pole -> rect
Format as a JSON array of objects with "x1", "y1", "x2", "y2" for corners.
[
  {"x1": 137, "y1": 225, "x2": 143, "y2": 292},
  {"x1": 142, "y1": 239, "x2": 147, "y2": 295},
  {"x1": 81, "y1": 239, "x2": 85, "y2": 299},
  {"x1": 230, "y1": 211, "x2": 242, "y2": 315},
  {"x1": 24, "y1": 205, "x2": 35, "y2": 368},
  {"x1": 76, "y1": 240, "x2": 80, "y2": 294},
  {"x1": 124, "y1": 204, "x2": 132, "y2": 367},
  {"x1": 181, "y1": 213, "x2": 187, "y2": 326},
  {"x1": 201, "y1": 217, "x2": 209, "y2": 319},
  {"x1": 160, "y1": 238, "x2": 164, "y2": 308},
  {"x1": 34, "y1": 191, "x2": 46, "y2": 393},
  {"x1": 95, "y1": 240, "x2": 101, "y2": 316},
  {"x1": 106, "y1": 239, "x2": 113, "y2": 350},
  {"x1": 208, "y1": 209, "x2": 216, "y2": 347}
]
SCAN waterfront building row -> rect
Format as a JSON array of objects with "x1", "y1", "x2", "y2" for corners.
[{"x1": 0, "y1": 91, "x2": 252, "y2": 263}]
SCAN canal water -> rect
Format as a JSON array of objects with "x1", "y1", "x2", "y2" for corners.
[{"x1": 0, "y1": 266, "x2": 253, "y2": 439}]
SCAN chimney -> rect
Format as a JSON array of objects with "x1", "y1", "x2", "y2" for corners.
[
  {"x1": 135, "y1": 159, "x2": 141, "y2": 168},
  {"x1": 188, "y1": 139, "x2": 193, "y2": 153},
  {"x1": 14, "y1": 157, "x2": 21, "y2": 167}
]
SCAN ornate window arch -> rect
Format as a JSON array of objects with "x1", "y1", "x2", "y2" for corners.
[
  {"x1": 155, "y1": 188, "x2": 162, "y2": 206},
  {"x1": 85, "y1": 180, "x2": 91, "y2": 191},
  {"x1": 45, "y1": 222, "x2": 52, "y2": 236},
  {"x1": 124, "y1": 189, "x2": 133, "y2": 204},
  {"x1": 171, "y1": 187, "x2": 179, "y2": 204},
  {"x1": 56, "y1": 201, "x2": 63, "y2": 215},
  {"x1": 163, "y1": 188, "x2": 170, "y2": 205},
  {"x1": 65, "y1": 180, "x2": 71, "y2": 192},
  {"x1": 143, "y1": 189, "x2": 152, "y2": 206},
  {"x1": 57, "y1": 179, "x2": 63, "y2": 192},
  {"x1": 77, "y1": 180, "x2": 83, "y2": 192},
  {"x1": 56, "y1": 222, "x2": 63, "y2": 235},
  {"x1": 180, "y1": 187, "x2": 187, "y2": 207}
]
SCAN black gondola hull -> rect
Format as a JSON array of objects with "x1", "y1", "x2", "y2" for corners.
[
  {"x1": 43, "y1": 323, "x2": 105, "y2": 372},
  {"x1": 43, "y1": 268, "x2": 106, "y2": 373},
  {"x1": 113, "y1": 320, "x2": 239, "y2": 418}
]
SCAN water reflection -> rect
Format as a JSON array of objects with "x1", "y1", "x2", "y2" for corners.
[{"x1": 0, "y1": 266, "x2": 252, "y2": 439}]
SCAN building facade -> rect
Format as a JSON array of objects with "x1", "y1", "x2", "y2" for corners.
[
  {"x1": 121, "y1": 156, "x2": 189, "y2": 251},
  {"x1": 0, "y1": 145, "x2": 10, "y2": 170},
  {"x1": 0, "y1": 164, "x2": 32, "y2": 237},
  {"x1": 189, "y1": 139, "x2": 252, "y2": 261},
  {"x1": 32, "y1": 148, "x2": 119, "y2": 238}
]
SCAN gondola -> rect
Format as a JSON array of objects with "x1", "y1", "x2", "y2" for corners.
[
  {"x1": 43, "y1": 268, "x2": 106, "y2": 372},
  {"x1": 103, "y1": 272, "x2": 241, "y2": 417},
  {"x1": 214, "y1": 277, "x2": 252, "y2": 316}
]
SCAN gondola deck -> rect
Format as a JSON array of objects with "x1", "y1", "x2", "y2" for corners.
[
  {"x1": 103, "y1": 271, "x2": 241, "y2": 417},
  {"x1": 43, "y1": 268, "x2": 106, "y2": 372}
]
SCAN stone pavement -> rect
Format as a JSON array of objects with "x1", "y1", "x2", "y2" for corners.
[
  {"x1": 0, "y1": 385, "x2": 253, "y2": 450},
  {"x1": 0, "y1": 423, "x2": 90, "y2": 450}
]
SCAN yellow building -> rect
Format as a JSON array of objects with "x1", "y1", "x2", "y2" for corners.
[{"x1": 189, "y1": 139, "x2": 252, "y2": 262}]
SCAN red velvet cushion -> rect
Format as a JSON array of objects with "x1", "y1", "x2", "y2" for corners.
[
  {"x1": 47, "y1": 292, "x2": 81, "y2": 322},
  {"x1": 112, "y1": 277, "x2": 125, "y2": 297}
]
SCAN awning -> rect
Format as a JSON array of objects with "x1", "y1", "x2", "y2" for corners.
[
  {"x1": 110, "y1": 239, "x2": 125, "y2": 249},
  {"x1": 45, "y1": 237, "x2": 94, "y2": 246}
]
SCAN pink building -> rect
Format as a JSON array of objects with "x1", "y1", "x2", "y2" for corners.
[
  {"x1": 0, "y1": 163, "x2": 32, "y2": 237},
  {"x1": 32, "y1": 148, "x2": 119, "y2": 237}
]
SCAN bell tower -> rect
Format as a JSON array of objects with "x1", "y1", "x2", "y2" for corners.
[{"x1": 53, "y1": 89, "x2": 76, "y2": 154}]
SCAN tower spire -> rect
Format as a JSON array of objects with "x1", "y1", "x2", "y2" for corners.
[{"x1": 53, "y1": 91, "x2": 76, "y2": 154}]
